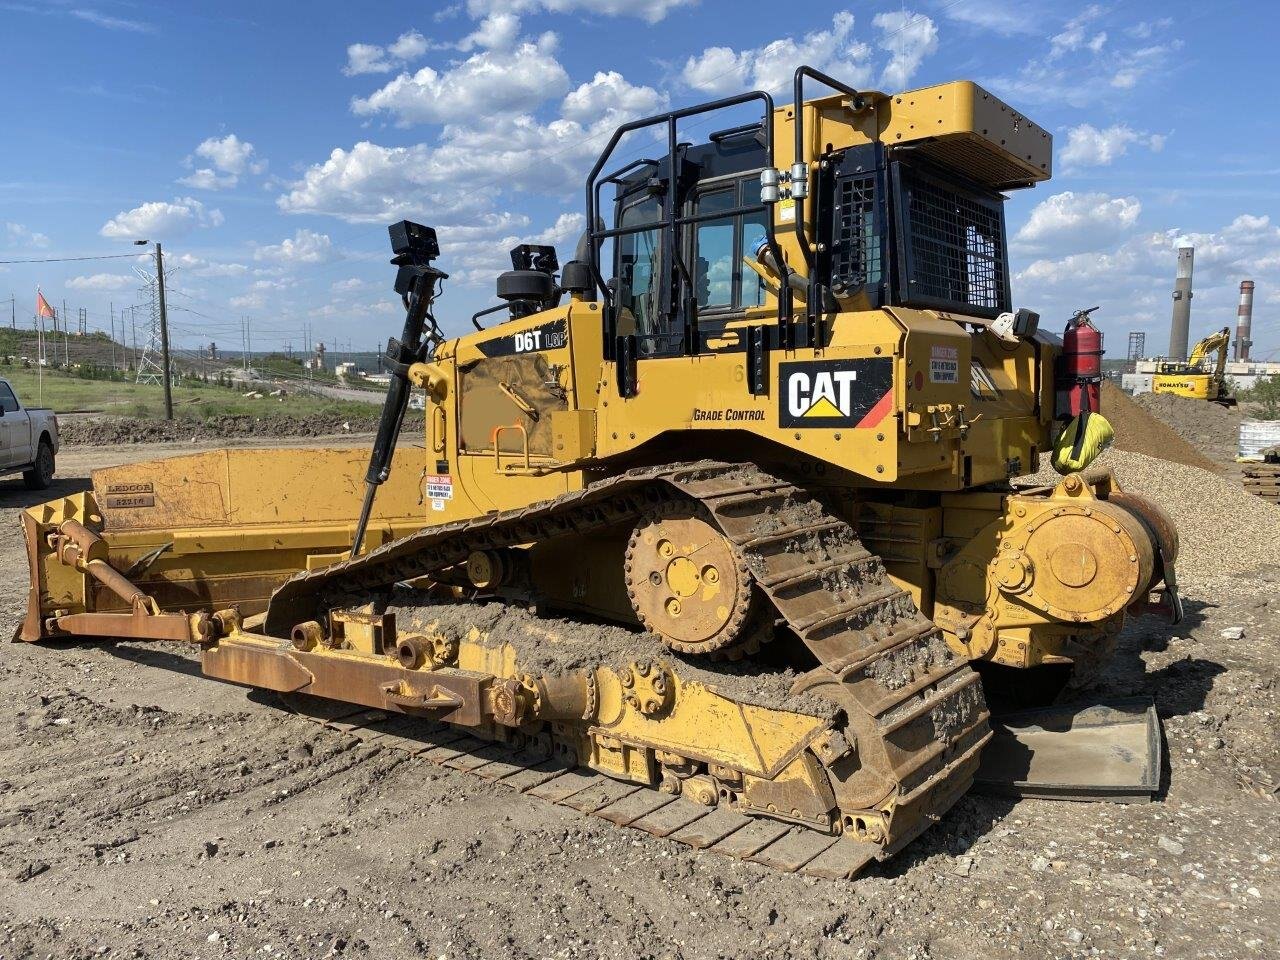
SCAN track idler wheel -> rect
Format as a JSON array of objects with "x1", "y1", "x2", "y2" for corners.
[{"x1": 624, "y1": 501, "x2": 769, "y2": 659}]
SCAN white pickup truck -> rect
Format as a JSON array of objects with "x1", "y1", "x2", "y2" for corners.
[{"x1": 0, "y1": 377, "x2": 58, "y2": 489}]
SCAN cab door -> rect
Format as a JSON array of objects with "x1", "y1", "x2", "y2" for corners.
[{"x1": 0, "y1": 382, "x2": 26, "y2": 468}]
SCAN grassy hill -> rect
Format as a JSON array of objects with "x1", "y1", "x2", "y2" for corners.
[{"x1": 0, "y1": 362, "x2": 379, "y2": 420}]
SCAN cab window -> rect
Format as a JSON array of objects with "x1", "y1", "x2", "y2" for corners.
[
  {"x1": 690, "y1": 176, "x2": 767, "y2": 314},
  {"x1": 0, "y1": 383, "x2": 18, "y2": 413},
  {"x1": 616, "y1": 191, "x2": 661, "y2": 336}
]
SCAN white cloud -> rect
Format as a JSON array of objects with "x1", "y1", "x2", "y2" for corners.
[
  {"x1": 465, "y1": 0, "x2": 686, "y2": 25},
  {"x1": 178, "y1": 134, "x2": 265, "y2": 190},
  {"x1": 254, "y1": 229, "x2": 341, "y2": 265},
  {"x1": 344, "y1": 42, "x2": 395, "y2": 76},
  {"x1": 69, "y1": 9, "x2": 153, "y2": 32},
  {"x1": 194, "y1": 134, "x2": 263, "y2": 175},
  {"x1": 1015, "y1": 191, "x2": 1141, "y2": 248},
  {"x1": 170, "y1": 253, "x2": 250, "y2": 278},
  {"x1": 1047, "y1": 5, "x2": 1105, "y2": 60},
  {"x1": 683, "y1": 11, "x2": 874, "y2": 96},
  {"x1": 1012, "y1": 209, "x2": 1280, "y2": 353},
  {"x1": 561, "y1": 71, "x2": 665, "y2": 124},
  {"x1": 177, "y1": 168, "x2": 238, "y2": 190},
  {"x1": 276, "y1": 141, "x2": 478, "y2": 223},
  {"x1": 100, "y1": 197, "x2": 224, "y2": 239},
  {"x1": 939, "y1": 0, "x2": 1042, "y2": 36},
  {"x1": 1126, "y1": 18, "x2": 1173, "y2": 40},
  {"x1": 457, "y1": 13, "x2": 520, "y2": 51},
  {"x1": 873, "y1": 10, "x2": 939, "y2": 89},
  {"x1": 343, "y1": 30, "x2": 433, "y2": 76},
  {"x1": 332, "y1": 277, "x2": 367, "y2": 293},
  {"x1": 990, "y1": 11, "x2": 1182, "y2": 108},
  {"x1": 352, "y1": 34, "x2": 568, "y2": 125},
  {"x1": 1059, "y1": 123, "x2": 1166, "y2": 169},
  {"x1": 388, "y1": 30, "x2": 430, "y2": 61},
  {"x1": 4, "y1": 222, "x2": 50, "y2": 249},
  {"x1": 283, "y1": 68, "x2": 664, "y2": 225},
  {"x1": 66, "y1": 273, "x2": 134, "y2": 291},
  {"x1": 681, "y1": 47, "x2": 748, "y2": 96}
]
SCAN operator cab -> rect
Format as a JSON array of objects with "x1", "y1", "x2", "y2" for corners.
[
  {"x1": 586, "y1": 69, "x2": 1043, "y2": 397},
  {"x1": 611, "y1": 128, "x2": 771, "y2": 357}
]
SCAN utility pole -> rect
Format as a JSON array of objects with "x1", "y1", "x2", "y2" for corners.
[
  {"x1": 155, "y1": 242, "x2": 174, "y2": 419},
  {"x1": 110, "y1": 302, "x2": 116, "y2": 370}
]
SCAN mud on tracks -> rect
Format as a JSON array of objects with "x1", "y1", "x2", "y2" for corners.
[{"x1": 391, "y1": 598, "x2": 833, "y2": 717}]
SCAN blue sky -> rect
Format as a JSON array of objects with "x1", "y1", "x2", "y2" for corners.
[{"x1": 1, "y1": 0, "x2": 1277, "y2": 359}]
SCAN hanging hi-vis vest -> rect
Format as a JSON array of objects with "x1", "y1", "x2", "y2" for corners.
[{"x1": 1052, "y1": 411, "x2": 1114, "y2": 474}]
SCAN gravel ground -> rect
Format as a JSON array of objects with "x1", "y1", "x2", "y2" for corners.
[{"x1": 0, "y1": 442, "x2": 1276, "y2": 960}]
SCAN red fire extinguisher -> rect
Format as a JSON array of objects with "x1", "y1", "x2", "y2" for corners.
[{"x1": 1059, "y1": 306, "x2": 1104, "y2": 418}]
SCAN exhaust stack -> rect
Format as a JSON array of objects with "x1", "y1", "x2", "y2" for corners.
[
  {"x1": 1234, "y1": 280, "x2": 1254, "y2": 361},
  {"x1": 1168, "y1": 246, "x2": 1193, "y2": 361}
]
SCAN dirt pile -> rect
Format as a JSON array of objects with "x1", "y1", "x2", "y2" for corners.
[
  {"x1": 1101, "y1": 381, "x2": 1221, "y2": 473},
  {"x1": 1129, "y1": 389, "x2": 1243, "y2": 465},
  {"x1": 61, "y1": 413, "x2": 424, "y2": 445}
]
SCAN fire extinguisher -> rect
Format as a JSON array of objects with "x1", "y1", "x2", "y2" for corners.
[
  {"x1": 1058, "y1": 306, "x2": 1104, "y2": 461},
  {"x1": 1059, "y1": 306, "x2": 1104, "y2": 416}
]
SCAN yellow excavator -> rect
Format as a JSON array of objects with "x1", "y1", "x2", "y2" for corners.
[
  {"x1": 16, "y1": 68, "x2": 1181, "y2": 879},
  {"x1": 1153, "y1": 327, "x2": 1237, "y2": 406}
]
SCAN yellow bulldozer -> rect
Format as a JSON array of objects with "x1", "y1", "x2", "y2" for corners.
[
  {"x1": 1153, "y1": 326, "x2": 1237, "y2": 405},
  {"x1": 16, "y1": 68, "x2": 1180, "y2": 879}
]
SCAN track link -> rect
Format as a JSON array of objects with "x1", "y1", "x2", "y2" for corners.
[{"x1": 264, "y1": 460, "x2": 991, "y2": 875}]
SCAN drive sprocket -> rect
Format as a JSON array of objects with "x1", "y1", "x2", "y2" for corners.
[{"x1": 624, "y1": 501, "x2": 769, "y2": 659}]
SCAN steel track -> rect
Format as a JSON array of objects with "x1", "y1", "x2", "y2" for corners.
[{"x1": 265, "y1": 461, "x2": 991, "y2": 877}]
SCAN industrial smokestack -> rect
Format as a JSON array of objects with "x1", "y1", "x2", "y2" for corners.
[
  {"x1": 1234, "y1": 279, "x2": 1255, "y2": 361},
  {"x1": 1168, "y1": 246, "x2": 1193, "y2": 361}
]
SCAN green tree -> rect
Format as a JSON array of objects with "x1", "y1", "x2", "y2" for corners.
[{"x1": 1243, "y1": 376, "x2": 1280, "y2": 419}]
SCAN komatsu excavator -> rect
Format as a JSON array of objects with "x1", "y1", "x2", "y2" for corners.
[
  {"x1": 17, "y1": 68, "x2": 1180, "y2": 879},
  {"x1": 1153, "y1": 326, "x2": 1237, "y2": 405}
]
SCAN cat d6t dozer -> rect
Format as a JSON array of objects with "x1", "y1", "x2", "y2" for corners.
[{"x1": 18, "y1": 68, "x2": 1180, "y2": 879}]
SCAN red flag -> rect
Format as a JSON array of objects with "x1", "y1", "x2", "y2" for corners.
[{"x1": 35, "y1": 289, "x2": 56, "y2": 320}]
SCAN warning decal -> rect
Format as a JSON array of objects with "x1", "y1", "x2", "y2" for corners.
[
  {"x1": 930, "y1": 345, "x2": 959, "y2": 384},
  {"x1": 425, "y1": 473, "x2": 453, "y2": 511}
]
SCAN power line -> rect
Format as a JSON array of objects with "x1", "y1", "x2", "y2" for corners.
[{"x1": 0, "y1": 252, "x2": 143, "y2": 265}]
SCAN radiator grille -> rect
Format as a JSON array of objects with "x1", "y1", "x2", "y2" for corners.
[{"x1": 900, "y1": 169, "x2": 1008, "y2": 315}]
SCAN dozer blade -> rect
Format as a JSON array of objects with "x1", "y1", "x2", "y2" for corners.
[{"x1": 973, "y1": 698, "x2": 1161, "y2": 802}]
